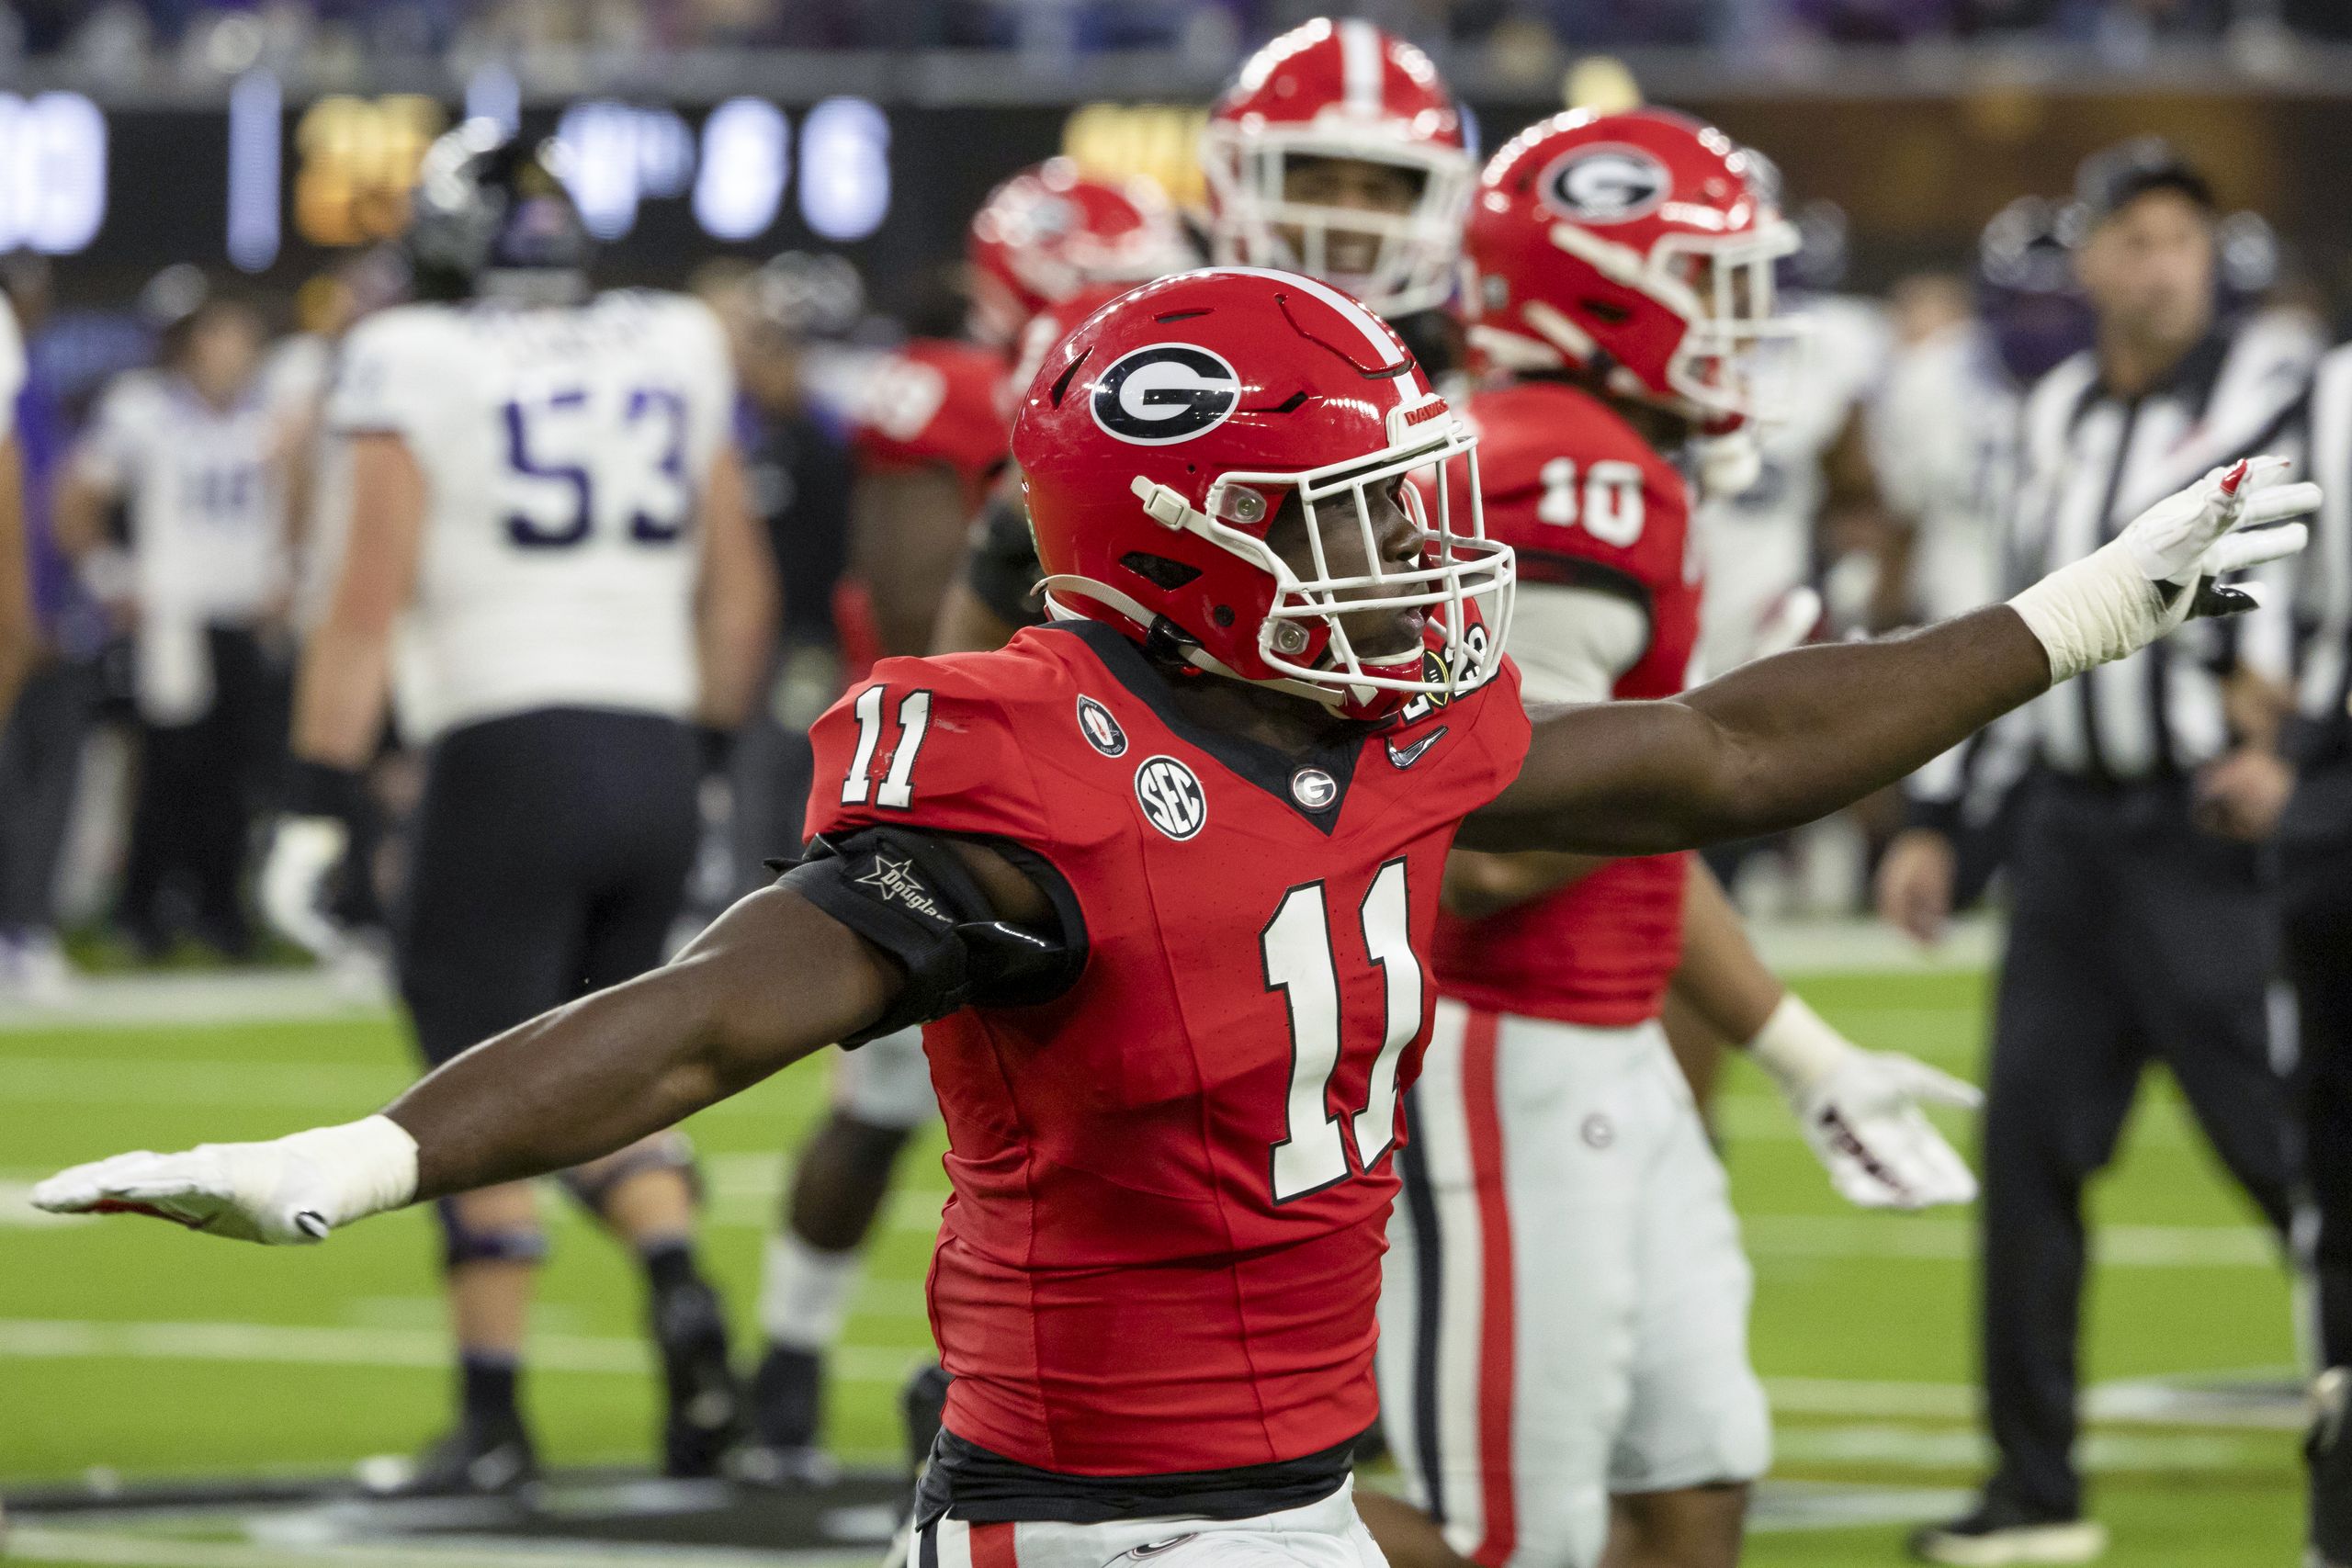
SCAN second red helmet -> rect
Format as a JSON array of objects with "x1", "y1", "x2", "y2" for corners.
[
  {"x1": 1465, "y1": 107, "x2": 1802, "y2": 422},
  {"x1": 967, "y1": 158, "x2": 1195, "y2": 347}
]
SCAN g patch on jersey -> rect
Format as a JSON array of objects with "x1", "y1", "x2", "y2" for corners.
[
  {"x1": 1541, "y1": 146, "x2": 1669, "y2": 225},
  {"x1": 1091, "y1": 344, "x2": 1241, "y2": 446},
  {"x1": 1134, "y1": 755, "x2": 1207, "y2": 840}
]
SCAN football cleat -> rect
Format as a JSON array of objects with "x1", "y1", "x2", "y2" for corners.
[
  {"x1": 731, "y1": 1343, "x2": 839, "y2": 1489},
  {"x1": 397, "y1": 1413, "x2": 540, "y2": 1497},
  {"x1": 1908, "y1": 1495, "x2": 2108, "y2": 1566},
  {"x1": 2312, "y1": 1368, "x2": 2351, "y2": 1568},
  {"x1": 651, "y1": 1277, "x2": 748, "y2": 1478}
]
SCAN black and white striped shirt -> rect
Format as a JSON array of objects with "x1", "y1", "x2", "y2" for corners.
[
  {"x1": 2292, "y1": 343, "x2": 2352, "y2": 773},
  {"x1": 1910, "y1": 310, "x2": 2319, "y2": 824}
]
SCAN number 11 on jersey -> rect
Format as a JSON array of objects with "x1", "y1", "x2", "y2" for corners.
[{"x1": 1262, "y1": 859, "x2": 1420, "y2": 1202}]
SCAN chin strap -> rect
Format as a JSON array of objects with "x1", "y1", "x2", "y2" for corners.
[{"x1": 1040, "y1": 581, "x2": 1356, "y2": 716}]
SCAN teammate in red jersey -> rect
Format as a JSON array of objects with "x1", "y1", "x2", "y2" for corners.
[
  {"x1": 1376, "y1": 110, "x2": 1982, "y2": 1568},
  {"x1": 39, "y1": 268, "x2": 2312, "y2": 1568},
  {"x1": 748, "y1": 164, "x2": 1196, "y2": 1475},
  {"x1": 843, "y1": 159, "x2": 1193, "y2": 660}
]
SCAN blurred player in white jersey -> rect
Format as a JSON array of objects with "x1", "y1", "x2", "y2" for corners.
[
  {"x1": 58, "y1": 274, "x2": 296, "y2": 960},
  {"x1": 0, "y1": 285, "x2": 28, "y2": 717},
  {"x1": 1691, "y1": 202, "x2": 1893, "y2": 682},
  {"x1": 1874, "y1": 199, "x2": 2093, "y2": 630},
  {"x1": 260, "y1": 121, "x2": 777, "y2": 1491}
]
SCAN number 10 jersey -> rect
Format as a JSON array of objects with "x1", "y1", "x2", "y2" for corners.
[
  {"x1": 326, "y1": 291, "x2": 735, "y2": 742},
  {"x1": 805, "y1": 619, "x2": 1532, "y2": 1477}
]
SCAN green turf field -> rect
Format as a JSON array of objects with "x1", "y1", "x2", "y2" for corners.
[{"x1": 0, "y1": 964, "x2": 2303, "y2": 1565}]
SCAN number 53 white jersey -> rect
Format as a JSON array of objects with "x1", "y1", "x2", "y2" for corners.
[{"x1": 326, "y1": 290, "x2": 735, "y2": 742}]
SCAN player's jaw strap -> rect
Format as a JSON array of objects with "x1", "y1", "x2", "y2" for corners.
[{"x1": 774, "y1": 828, "x2": 1085, "y2": 1045}]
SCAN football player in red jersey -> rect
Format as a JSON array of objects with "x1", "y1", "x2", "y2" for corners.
[
  {"x1": 40, "y1": 269, "x2": 2312, "y2": 1568},
  {"x1": 845, "y1": 159, "x2": 1193, "y2": 660},
  {"x1": 933, "y1": 17, "x2": 1477, "y2": 661},
  {"x1": 1373, "y1": 110, "x2": 1980, "y2": 1568},
  {"x1": 1201, "y1": 18, "x2": 1474, "y2": 332},
  {"x1": 749, "y1": 162, "x2": 1195, "y2": 1476}
]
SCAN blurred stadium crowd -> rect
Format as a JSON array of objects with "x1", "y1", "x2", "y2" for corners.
[{"x1": 6, "y1": 0, "x2": 2352, "y2": 68}]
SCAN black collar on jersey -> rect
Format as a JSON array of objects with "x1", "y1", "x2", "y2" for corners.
[{"x1": 1051, "y1": 620, "x2": 1364, "y2": 835}]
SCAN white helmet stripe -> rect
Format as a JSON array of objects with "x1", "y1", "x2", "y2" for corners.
[
  {"x1": 1215, "y1": 265, "x2": 1406, "y2": 369},
  {"x1": 1340, "y1": 19, "x2": 1383, "y2": 118}
]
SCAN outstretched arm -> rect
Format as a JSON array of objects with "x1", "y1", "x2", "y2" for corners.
[
  {"x1": 1464, "y1": 457, "x2": 2317, "y2": 854},
  {"x1": 39, "y1": 840, "x2": 1049, "y2": 1239},
  {"x1": 392, "y1": 885, "x2": 895, "y2": 1198},
  {"x1": 1462, "y1": 605, "x2": 2047, "y2": 853}
]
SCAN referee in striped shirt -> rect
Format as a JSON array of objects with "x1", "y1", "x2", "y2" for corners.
[
  {"x1": 2258, "y1": 341, "x2": 2352, "y2": 1568},
  {"x1": 1878, "y1": 140, "x2": 2317, "y2": 1565}
]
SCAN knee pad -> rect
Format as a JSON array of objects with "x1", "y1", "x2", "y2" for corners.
[
  {"x1": 560, "y1": 1129, "x2": 701, "y2": 1216},
  {"x1": 436, "y1": 1198, "x2": 549, "y2": 1271}
]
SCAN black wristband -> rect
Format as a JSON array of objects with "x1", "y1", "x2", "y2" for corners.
[{"x1": 284, "y1": 759, "x2": 367, "y2": 821}]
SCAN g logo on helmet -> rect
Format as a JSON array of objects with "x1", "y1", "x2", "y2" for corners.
[
  {"x1": 1091, "y1": 344, "x2": 1241, "y2": 446},
  {"x1": 1541, "y1": 147, "x2": 1669, "y2": 225}
]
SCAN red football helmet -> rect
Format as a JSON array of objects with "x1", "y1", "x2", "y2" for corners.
[
  {"x1": 998, "y1": 279, "x2": 1133, "y2": 424},
  {"x1": 1464, "y1": 107, "x2": 1802, "y2": 421},
  {"x1": 1201, "y1": 18, "x2": 1474, "y2": 321},
  {"x1": 967, "y1": 158, "x2": 1195, "y2": 346},
  {"x1": 1011, "y1": 267, "x2": 1513, "y2": 722}
]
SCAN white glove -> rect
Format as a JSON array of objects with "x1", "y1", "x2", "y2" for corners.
[
  {"x1": 2010, "y1": 455, "x2": 2319, "y2": 682},
  {"x1": 30, "y1": 1116, "x2": 418, "y2": 1245},
  {"x1": 260, "y1": 813, "x2": 351, "y2": 962},
  {"x1": 1747, "y1": 993, "x2": 1982, "y2": 1210}
]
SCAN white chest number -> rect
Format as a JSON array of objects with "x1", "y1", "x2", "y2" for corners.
[
  {"x1": 840, "y1": 684, "x2": 933, "y2": 810},
  {"x1": 1261, "y1": 859, "x2": 1422, "y2": 1202},
  {"x1": 1535, "y1": 457, "x2": 1646, "y2": 547}
]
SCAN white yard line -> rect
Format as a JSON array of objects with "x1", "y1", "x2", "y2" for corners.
[
  {"x1": 1741, "y1": 1213, "x2": 2278, "y2": 1268},
  {"x1": 0, "y1": 973, "x2": 394, "y2": 1033},
  {"x1": 2, "y1": 1524, "x2": 868, "y2": 1568},
  {"x1": 0, "y1": 1316, "x2": 2299, "y2": 1437},
  {"x1": 1771, "y1": 1421, "x2": 2273, "y2": 1472},
  {"x1": 0, "y1": 917, "x2": 2001, "y2": 1037},
  {"x1": 5, "y1": 1169, "x2": 2278, "y2": 1271},
  {"x1": 0, "y1": 1319, "x2": 927, "y2": 1384}
]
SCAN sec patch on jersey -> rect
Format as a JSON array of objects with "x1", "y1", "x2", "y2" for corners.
[{"x1": 1134, "y1": 754, "x2": 1208, "y2": 840}]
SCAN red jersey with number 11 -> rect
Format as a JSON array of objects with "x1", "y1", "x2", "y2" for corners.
[{"x1": 805, "y1": 619, "x2": 1530, "y2": 1475}]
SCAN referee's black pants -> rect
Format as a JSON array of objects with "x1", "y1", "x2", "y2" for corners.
[
  {"x1": 2280, "y1": 781, "x2": 2352, "y2": 1375},
  {"x1": 1981, "y1": 773, "x2": 2295, "y2": 1517}
]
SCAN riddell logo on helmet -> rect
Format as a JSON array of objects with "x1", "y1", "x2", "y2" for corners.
[
  {"x1": 1091, "y1": 344, "x2": 1242, "y2": 446},
  {"x1": 1541, "y1": 147, "x2": 1669, "y2": 225}
]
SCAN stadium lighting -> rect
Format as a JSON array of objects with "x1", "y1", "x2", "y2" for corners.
[
  {"x1": 695, "y1": 98, "x2": 786, "y2": 242},
  {"x1": 798, "y1": 96, "x2": 888, "y2": 242},
  {"x1": 227, "y1": 71, "x2": 282, "y2": 273}
]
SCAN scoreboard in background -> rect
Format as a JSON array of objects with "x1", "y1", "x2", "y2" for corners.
[
  {"x1": 6, "y1": 86, "x2": 1227, "y2": 302},
  {"x1": 0, "y1": 79, "x2": 1014, "y2": 299}
]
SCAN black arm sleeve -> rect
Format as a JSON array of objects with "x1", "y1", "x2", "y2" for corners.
[
  {"x1": 771, "y1": 827, "x2": 1085, "y2": 1044},
  {"x1": 963, "y1": 492, "x2": 1047, "y2": 630}
]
